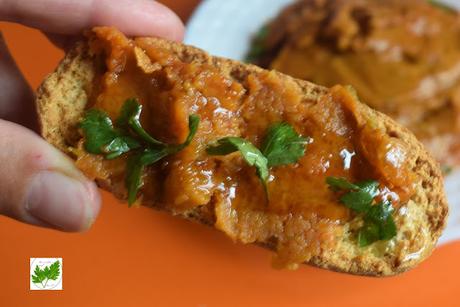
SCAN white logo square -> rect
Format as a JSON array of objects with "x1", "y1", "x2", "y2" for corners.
[{"x1": 30, "y1": 258, "x2": 63, "y2": 290}]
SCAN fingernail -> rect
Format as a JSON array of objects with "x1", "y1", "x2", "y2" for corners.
[{"x1": 25, "y1": 171, "x2": 101, "y2": 231}]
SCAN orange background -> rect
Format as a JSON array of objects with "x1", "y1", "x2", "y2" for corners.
[{"x1": 1, "y1": 1, "x2": 459, "y2": 306}]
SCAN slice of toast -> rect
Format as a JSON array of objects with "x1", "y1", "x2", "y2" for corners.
[{"x1": 35, "y1": 28, "x2": 448, "y2": 276}]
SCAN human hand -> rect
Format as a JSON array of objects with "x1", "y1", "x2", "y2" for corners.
[{"x1": 0, "y1": 0, "x2": 184, "y2": 231}]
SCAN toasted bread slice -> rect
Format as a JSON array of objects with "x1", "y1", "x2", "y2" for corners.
[{"x1": 36, "y1": 30, "x2": 448, "y2": 276}]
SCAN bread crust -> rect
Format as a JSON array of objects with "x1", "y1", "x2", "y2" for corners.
[{"x1": 36, "y1": 38, "x2": 448, "y2": 276}]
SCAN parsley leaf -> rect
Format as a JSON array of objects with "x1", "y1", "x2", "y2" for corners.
[
  {"x1": 340, "y1": 190, "x2": 374, "y2": 213},
  {"x1": 261, "y1": 123, "x2": 309, "y2": 167},
  {"x1": 169, "y1": 114, "x2": 200, "y2": 153},
  {"x1": 80, "y1": 109, "x2": 140, "y2": 159},
  {"x1": 326, "y1": 177, "x2": 397, "y2": 247},
  {"x1": 326, "y1": 177, "x2": 359, "y2": 191},
  {"x1": 357, "y1": 223, "x2": 380, "y2": 248},
  {"x1": 117, "y1": 98, "x2": 164, "y2": 146},
  {"x1": 359, "y1": 202, "x2": 397, "y2": 247},
  {"x1": 356, "y1": 180, "x2": 380, "y2": 198},
  {"x1": 31, "y1": 266, "x2": 46, "y2": 284},
  {"x1": 339, "y1": 180, "x2": 379, "y2": 213},
  {"x1": 103, "y1": 136, "x2": 141, "y2": 160},
  {"x1": 125, "y1": 114, "x2": 199, "y2": 205},
  {"x1": 207, "y1": 123, "x2": 309, "y2": 197},
  {"x1": 207, "y1": 137, "x2": 269, "y2": 192},
  {"x1": 31, "y1": 260, "x2": 60, "y2": 288},
  {"x1": 365, "y1": 201, "x2": 396, "y2": 239},
  {"x1": 47, "y1": 260, "x2": 61, "y2": 280},
  {"x1": 80, "y1": 99, "x2": 200, "y2": 206},
  {"x1": 80, "y1": 109, "x2": 117, "y2": 153},
  {"x1": 126, "y1": 149, "x2": 169, "y2": 205}
]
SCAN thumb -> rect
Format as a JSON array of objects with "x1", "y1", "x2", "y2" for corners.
[{"x1": 0, "y1": 119, "x2": 100, "y2": 231}]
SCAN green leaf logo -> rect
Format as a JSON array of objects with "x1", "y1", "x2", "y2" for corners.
[{"x1": 31, "y1": 259, "x2": 61, "y2": 289}]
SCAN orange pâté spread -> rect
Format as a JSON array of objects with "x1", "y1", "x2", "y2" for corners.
[{"x1": 75, "y1": 27, "x2": 415, "y2": 268}]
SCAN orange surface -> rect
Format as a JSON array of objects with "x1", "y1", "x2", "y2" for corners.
[{"x1": 0, "y1": 1, "x2": 459, "y2": 306}]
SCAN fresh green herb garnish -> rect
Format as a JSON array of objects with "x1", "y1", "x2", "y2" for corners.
[
  {"x1": 125, "y1": 148, "x2": 169, "y2": 204},
  {"x1": 207, "y1": 137, "x2": 269, "y2": 193},
  {"x1": 116, "y1": 98, "x2": 165, "y2": 146},
  {"x1": 31, "y1": 260, "x2": 60, "y2": 288},
  {"x1": 207, "y1": 123, "x2": 308, "y2": 197},
  {"x1": 245, "y1": 25, "x2": 269, "y2": 63},
  {"x1": 340, "y1": 180, "x2": 379, "y2": 213},
  {"x1": 124, "y1": 116, "x2": 199, "y2": 204},
  {"x1": 326, "y1": 177, "x2": 359, "y2": 191},
  {"x1": 428, "y1": 0, "x2": 456, "y2": 13},
  {"x1": 80, "y1": 109, "x2": 141, "y2": 159},
  {"x1": 358, "y1": 201, "x2": 396, "y2": 247},
  {"x1": 261, "y1": 123, "x2": 310, "y2": 167},
  {"x1": 327, "y1": 177, "x2": 397, "y2": 247},
  {"x1": 80, "y1": 99, "x2": 200, "y2": 206}
]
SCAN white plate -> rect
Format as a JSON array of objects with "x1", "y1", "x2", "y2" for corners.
[{"x1": 185, "y1": 0, "x2": 460, "y2": 245}]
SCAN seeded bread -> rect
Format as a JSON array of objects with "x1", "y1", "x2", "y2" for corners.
[{"x1": 35, "y1": 37, "x2": 448, "y2": 276}]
